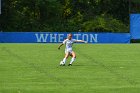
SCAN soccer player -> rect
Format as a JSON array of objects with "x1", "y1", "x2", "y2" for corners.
[{"x1": 58, "y1": 33, "x2": 87, "y2": 66}]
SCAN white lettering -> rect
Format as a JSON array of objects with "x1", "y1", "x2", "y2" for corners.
[
  {"x1": 90, "y1": 34, "x2": 98, "y2": 43},
  {"x1": 67, "y1": 34, "x2": 69, "y2": 38},
  {"x1": 50, "y1": 34, "x2": 57, "y2": 42},
  {"x1": 35, "y1": 33, "x2": 98, "y2": 43},
  {"x1": 35, "y1": 33, "x2": 49, "y2": 42},
  {"x1": 58, "y1": 34, "x2": 64, "y2": 42},
  {"x1": 82, "y1": 34, "x2": 88, "y2": 41},
  {"x1": 74, "y1": 34, "x2": 81, "y2": 40}
]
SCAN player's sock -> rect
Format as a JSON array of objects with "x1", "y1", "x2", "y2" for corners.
[
  {"x1": 70, "y1": 57, "x2": 75, "y2": 64},
  {"x1": 62, "y1": 58, "x2": 67, "y2": 64}
]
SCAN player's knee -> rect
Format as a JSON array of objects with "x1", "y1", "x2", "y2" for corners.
[
  {"x1": 66, "y1": 56, "x2": 69, "y2": 58},
  {"x1": 65, "y1": 55, "x2": 69, "y2": 58},
  {"x1": 72, "y1": 53, "x2": 76, "y2": 58},
  {"x1": 65, "y1": 53, "x2": 70, "y2": 58},
  {"x1": 73, "y1": 55, "x2": 76, "y2": 58}
]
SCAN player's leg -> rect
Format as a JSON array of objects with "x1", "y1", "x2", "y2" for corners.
[
  {"x1": 69, "y1": 51, "x2": 76, "y2": 66},
  {"x1": 62, "y1": 52, "x2": 70, "y2": 65}
]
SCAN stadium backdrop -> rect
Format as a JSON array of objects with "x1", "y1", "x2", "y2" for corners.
[{"x1": 0, "y1": 32, "x2": 130, "y2": 43}]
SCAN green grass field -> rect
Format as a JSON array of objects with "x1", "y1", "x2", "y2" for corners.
[{"x1": 0, "y1": 44, "x2": 140, "y2": 93}]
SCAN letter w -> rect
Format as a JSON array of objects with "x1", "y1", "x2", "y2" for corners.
[{"x1": 35, "y1": 33, "x2": 49, "y2": 42}]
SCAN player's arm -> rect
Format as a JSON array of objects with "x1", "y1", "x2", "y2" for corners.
[
  {"x1": 58, "y1": 39, "x2": 66, "y2": 50},
  {"x1": 58, "y1": 43, "x2": 64, "y2": 50},
  {"x1": 75, "y1": 40, "x2": 87, "y2": 43}
]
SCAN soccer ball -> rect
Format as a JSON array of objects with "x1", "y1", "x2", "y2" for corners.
[{"x1": 60, "y1": 61, "x2": 65, "y2": 66}]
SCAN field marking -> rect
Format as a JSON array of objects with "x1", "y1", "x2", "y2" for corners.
[
  {"x1": 76, "y1": 48, "x2": 138, "y2": 86},
  {"x1": 1, "y1": 47, "x2": 67, "y2": 88}
]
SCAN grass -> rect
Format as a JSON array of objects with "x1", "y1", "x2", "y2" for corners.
[{"x1": 0, "y1": 44, "x2": 140, "y2": 93}]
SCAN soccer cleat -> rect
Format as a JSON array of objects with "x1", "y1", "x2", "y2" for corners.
[
  {"x1": 68, "y1": 64, "x2": 72, "y2": 66},
  {"x1": 60, "y1": 64, "x2": 65, "y2": 66}
]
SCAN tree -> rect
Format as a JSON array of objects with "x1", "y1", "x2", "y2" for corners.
[{"x1": 0, "y1": 0, "x2": 140, "y2": 32}]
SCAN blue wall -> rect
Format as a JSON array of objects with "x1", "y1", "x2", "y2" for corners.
[
  {"x1": 130, "y1": 14, "x2": 140, "y2": 39},
  {"x1": 0, "y1": 32, "x2": 130, "y2": 43}
]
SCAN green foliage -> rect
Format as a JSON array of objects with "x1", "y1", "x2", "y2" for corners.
[
  {"x1": 0, "y1": 0, "x2": 139, "y2": 32},
  {"x1": 0, "y1": 0, "x2": 63, "y2": 32},
  {"x1": 82, "y1": 15, "x2": 129, "y2": 32}
]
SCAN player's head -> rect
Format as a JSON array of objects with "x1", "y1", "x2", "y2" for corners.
[{"x1": 68, "y1": 33, "x2": 72, "y2": 40}]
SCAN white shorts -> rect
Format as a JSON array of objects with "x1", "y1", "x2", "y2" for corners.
[{"x1": 65, "y1": 48, "x2": 73, "y2": 54}]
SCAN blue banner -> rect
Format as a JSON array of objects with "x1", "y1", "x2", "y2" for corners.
[
  {"x1": 130, "y1": 14, "x2": 140, "y2": 39},
  {"x1": 0, "y1": 32, "x2": 130, "y2": 43}
]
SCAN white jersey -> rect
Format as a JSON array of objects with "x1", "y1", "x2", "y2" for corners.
[{"x1": 63, "y1": 39, "x2": 76, "y2": 53}]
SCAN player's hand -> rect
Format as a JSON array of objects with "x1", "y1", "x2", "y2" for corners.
[{"x1": 58, "y1": 47, "x2": 60, "y2": 50}]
